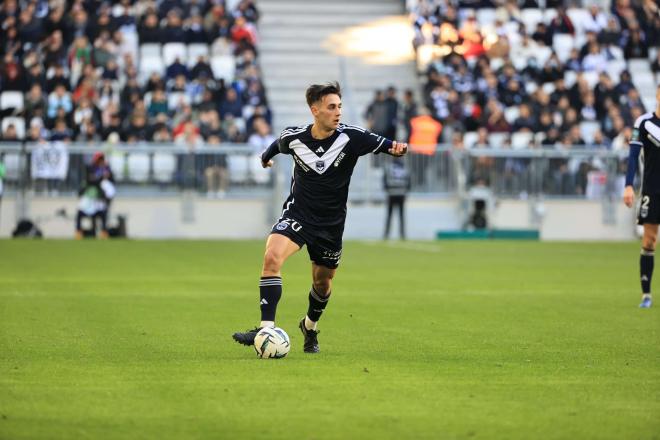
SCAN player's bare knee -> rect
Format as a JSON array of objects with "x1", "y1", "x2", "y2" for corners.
[
  {"x1": 313, "y1": 277, "x2": 333, "y2": 297},
  {"x1": 263, "y1": 249, "x2": 284, "y2": 273},
  {"x1": 642, "y1": 235, "x2": 657, "y2": 250}
]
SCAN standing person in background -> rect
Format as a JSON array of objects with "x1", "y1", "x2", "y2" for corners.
[
  {"x1": 402, "y1": 89, "x2": 418, "y2": 142},
  {"x1": 384, "y1": 85, "x2": 399, "y2": 141},
  {"x1": 623, "y1": 84, "x2": 660, "y2": 309},
  {"x1": 383, "y1": 157, "x2": 411, "y2": 240},
  {"x1": 408, "y1": 107, "x2": 443, "y2": 187},
  {"x1": 232, "y1": 82, "x2": 408, "y2": 354},
  {"x1": 365, "y1": 90, "x2": 389, "y2": 138}
]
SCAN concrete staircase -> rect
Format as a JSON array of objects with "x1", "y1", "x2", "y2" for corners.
[{"x1": 257, "y1": 0, "x2": 419, "y2": 133}]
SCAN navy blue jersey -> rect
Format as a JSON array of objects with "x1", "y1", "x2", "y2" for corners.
[
  {"x1": 277, "y1": 123, "x2": 393, "y2": 228},
  {"x1": 631, "y1": 112, "x2": 660, "y2": 194}
]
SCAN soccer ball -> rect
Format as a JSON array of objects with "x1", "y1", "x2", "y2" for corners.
[{"x1": 253, "y1": 327, "x2": 290, "y2": 359}]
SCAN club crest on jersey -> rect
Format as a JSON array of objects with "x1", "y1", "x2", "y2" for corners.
[
  {"x1": 276, "y1": 221, "x2": 288, "y2": 230},
  {"x1": 316, "y1": 160, "x2": 325, "y2": 171}
]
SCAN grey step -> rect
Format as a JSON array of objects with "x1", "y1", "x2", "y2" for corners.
[
  {"x1": 259, "y1": 40, "x2": 332, "y2": 52},
  {"x1": 264, "y1": 78, "x2": 417, "y2": 91},
  {"x1": 260, "y1": 28, "x2": 350, "y2": 39},
  {"x1": 259, "y1": 2, "x2": 402, "y2": 14},
  {"x1": 260, "y1": 14, "x2": 401, "y2": 27},
  {"x1": 260, "y1": 52, "x2": 413, "y2": 67},
  {"x1": 259, "y1": 0, "x2": 418, "y2": 134}
]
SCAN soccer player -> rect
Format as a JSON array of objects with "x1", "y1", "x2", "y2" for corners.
[
  {"x1": 232, "y1": 82, "x2": 408, "y2": 352},
  {"x1": 623, "y1": 83, "x2": 660, "y2": 309}
]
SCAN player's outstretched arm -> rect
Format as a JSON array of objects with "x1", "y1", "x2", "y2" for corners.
[
  {"x1": 388, "y1": 141, "x2": 408, "y2": 157},
  {"x1": 624, "y1": 143, "x2": 641, "y2": 208},
  {"x1": 260, "y1": 140, "x2": 279, "y2": 168}
]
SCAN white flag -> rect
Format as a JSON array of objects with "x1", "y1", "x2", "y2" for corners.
[{"x1": 31, "y1": 142, "x2": 69, "y2": 180}]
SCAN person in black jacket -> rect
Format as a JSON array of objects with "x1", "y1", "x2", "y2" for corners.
[{"x1": 383, "y1": 157, "x2": 411, "y2": 240}]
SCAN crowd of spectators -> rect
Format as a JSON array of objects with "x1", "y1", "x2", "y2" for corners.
[
  {"x1": 0, "y1": 0, "x2": 272, "y2": 150},
  {"x1": 402, "y1": 0, "x2": 659, "y2": 194}
]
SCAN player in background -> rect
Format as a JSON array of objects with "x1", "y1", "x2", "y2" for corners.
[
  {"x1": 232, "y1": 82, "x2": 408, "y2": 352},
  {"x1": 623, "y1": 83, "x2": 660, "y2": 308}
]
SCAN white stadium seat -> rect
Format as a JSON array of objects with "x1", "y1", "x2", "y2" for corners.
[
  {"x1": 463, "y1": 131, "x2": 479, "y2": 149},
  {"x1": 187, "y1": 43, "x2": 209, "y2": 67},
  {"x1": 489, "y1": 57, "x2": 505, "y2": 72},
  {"x1": 143, "y1": 91, "x2": 153, "y2": 108},
  {"x1": 525, "y1": 82, "x2": 538, "y2": 95},
  {"x1": 543, "y1": 8, "x2": 558, "y2": 23},
  {"x1": 608, "y1": 46, "x2": 624, "y2": 61},
  {"x1": 249, "y1": 154, "x2": 271, "y2": 184},
  {"x1": 211, "y1": 55, "x2": 236, "y2": 82},
  {"x1": 512, "y1": 56, "x2": 527, "y2": 71},
  {"x1": 162, "y1": 42, "x2": 187, "y2": 66},
  {"x1": 534, "y1": 46, "x2": 553, "y2": 66},
  {"x1": 167, "y1": 92, "x2": 190, "y2": 111},
  {"x1": 552, "y1": 34, "x2": 575, "y2": 63},
  {"x1": 153, "y1": 153, "x2": 177, "y2": 183},
  {"x1": 127, "y1": 153, "x2": 150, "y2": 182},
  {"x1": 0, "y1": 91, "x2": 24, "y2": 111},
  {"x1": 534, "y1": 132, "x2": 547, "y2": 145},
  {"x1": 488, "y1": 133, "x2": 509, "y2": 149},
  {"x1": 564, "y1": 70, "x2": 578, "y2": 87},
  {"x1": 582, "y1": 71, "x2": 599, "y2": 89},
  {"x1": 2, "y1": 153, "x2": 21, "y2": 180},
  {"x1": 642, "y1": 97, "x2": 655, "y2": 113},
  {"x1": 605, "y1": 60, "x2": 627, "y2": 81},
  {"x1": 139, "y1": 43, "x2": 161, "y2": 59},
  {"x1": 504, "y1": 106, "x2": 520, "y2": 124},
  {"x1": 227, "y1": 155, "x2": 249, "y2": 183},
  {"x1": 211, "y1": 37, "x2": 232, "y2": 56},
  {"x1": 579, "y1": 121, "x2": 601, "y2": 144},
  {"x1": 108, "y1": 153, "x2": 126, "y2": 181},
  {"x1": 542, "y1": 82, "x2": 556, "y2": 95},
  {"x1": 566, "y1": 8, "x2": 590, "y2": 35},
  {"x1": 1, "y1": 116, "x2": 25, "y2": 139},
  {"x1": 511, "y1": 131, "x2": 534, "y2": 150},
  {"x1": 139, "y1": 55, "x2": 165, "y2": 80},
  {"x1": 521, "y1": 9, "x2": 544, "y2": 33},
  {"x1": 476, "y1": 8, "x2": 496, "y2": 27}
]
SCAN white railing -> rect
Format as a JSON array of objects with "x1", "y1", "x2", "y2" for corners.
[{"x1": 0, "y1": 142, "x2": 629, "y2": 201}]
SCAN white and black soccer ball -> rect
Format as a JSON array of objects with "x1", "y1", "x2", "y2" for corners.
[{"x1": 253, "y1": 327, "x2": 290, "y2": 359}]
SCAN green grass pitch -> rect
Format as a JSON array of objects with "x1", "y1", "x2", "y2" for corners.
[{"x1": 1, "y1": 240, "x2": 658, "y2": 440}]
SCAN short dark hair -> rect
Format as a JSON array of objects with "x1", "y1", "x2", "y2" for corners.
[{"x1": 305, "y1": 82, "x2": 341, "y2": 107}]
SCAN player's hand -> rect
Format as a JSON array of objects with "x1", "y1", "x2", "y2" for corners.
[
  {"x1": 389, "y1": 141, "x2": 408, "y2": 156},
  {"x1": 261, "y1": 159, "x2": 273, "y2": 168},
  {"x1": 623, "y1": 185, "x2": 635, "y2": 208}
]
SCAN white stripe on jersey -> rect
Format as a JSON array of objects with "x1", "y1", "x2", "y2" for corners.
[
  {"x1": 281, "y1": 197, "x2": 295, "y2": 217},
  {"x1": 289, "y1": 133, "x2": 350, "y2": 174},
  {"x1": 645, "y1": 120, "x2": 660, "y2": 145},
  {"x1": 280, "y1": 126, "x2": 308, "y2": 139},
  {"x1": 372, "y1": 136, "x2": 385, "y2": 153},
  {"x1": 634, "y1": 112, "x2": 653, "y2": 129},
  {"x1": 338, "y1": 124, "x2": 365, "y2": 133},
  {"x1": 281, "y1": 130, "x2": 307, "y2": 140}
]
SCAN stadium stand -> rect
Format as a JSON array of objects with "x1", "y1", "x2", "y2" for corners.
[
  {"x1": 0, "y1": 0, "x2": 269, "y2": 182},
  {"x1": 402, "y1": 0, "x2": 658, "y2": 194}
]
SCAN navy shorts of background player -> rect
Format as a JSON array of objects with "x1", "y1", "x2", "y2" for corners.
[
  {"x1": 262, "y1": 123, "x2": 396, "y2": 268},
  {"x1": 626, "y1": 111, "x2": 660, "y2": 224}
]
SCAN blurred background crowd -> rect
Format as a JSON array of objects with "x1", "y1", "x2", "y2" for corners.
[{"x1": 0, "y1": 0, "x2": 271, "y2": 148}]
